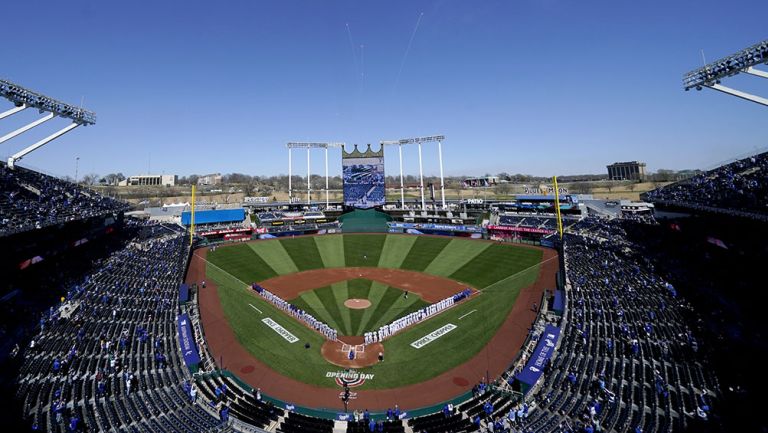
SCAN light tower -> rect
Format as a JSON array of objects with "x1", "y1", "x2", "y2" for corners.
[
  {"x1": 0, "y1": 79, "x2": 96, "y2": 168},
  {"x1": 684, "y1": 40, "x2": 768, "y2": 107},
  {"x1": 380, "y1": 135, "x2": 446, "y2": 211},
  {"x1": 286, "y1": 142, "x2": 344, "y2": 207}
]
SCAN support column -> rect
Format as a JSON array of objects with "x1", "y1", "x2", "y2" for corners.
[
  {"x1": 418, "y1": 142, "x2": 426, "y2": 211},
  {"x1": 0, "y1": 112, "x2": 55, "y2": 145},
  {"x1": 307, "y1": 148, "x2": 311, "y2": 205},
  {"x1": 438, "y1": 140, "x2": 446, "y2": 209},
  {"x1": 398, "y1": 144, "x2": 405, "y2": 209},
  {"x1": 7, "y1": 122, "x2": 79, "y2": 169},
  {"x1": 325, "y1": 147, "x2": 329, "y2": 208},
  {"x1": 0, "y1": 104, "x2": 27, "y2": 121},
  {"x1": 288, "y1": 148, "x2": 292, "y2": 201}
]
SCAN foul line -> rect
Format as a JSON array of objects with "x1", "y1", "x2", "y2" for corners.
[
  {"x1": 195, "y1": 252, "x2": 251, "y2": 289},
  {"x1": 458, "y1": 310, "x2": 477, "y2": 320},
  {"x1": 249, "y1": 304, "x2": 263, "y2": 314},
  {"x1": 479, "y1": 254, "x2": 560, "y2": 293}
]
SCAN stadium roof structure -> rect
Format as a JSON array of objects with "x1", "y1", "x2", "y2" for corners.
[
  {"x1": 683, "y1": 40, "x2": 768, "y2": 107},
  {"x1": 0, "y1": 79, "x2": 96, "y2": 125},
  {"x1": 0, "y1": 78, "x2": 96, "y2": 168}
]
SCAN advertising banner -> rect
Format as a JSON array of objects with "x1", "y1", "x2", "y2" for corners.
[
  {"x1": 487, "y1": 225, "x2": 555, "y2": 234},
  {"x1": 177, "y1": 314, "x2": 201, "y2": 367},
  {"x1": 514, "y1": 324, "x2": 560, "y2": 389}
]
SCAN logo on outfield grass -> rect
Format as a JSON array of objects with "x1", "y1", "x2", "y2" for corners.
[
  {"x1": 326, "y1": 370, "x2": 374, "y2": 387},
  {"x1": 410, "y1": 323, "x2": 457, "y2": 349},
  {"x1": 261, "y1": 318, "x2": 299, "y2": 343}
]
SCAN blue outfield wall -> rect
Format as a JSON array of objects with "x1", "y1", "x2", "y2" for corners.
[{"x1": 181, "y1": 208, "x2": 245, "y2": 226}]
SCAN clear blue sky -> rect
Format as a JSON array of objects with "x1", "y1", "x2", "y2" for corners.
[{"x1": 1, "y1": 0, "x2": 766, "y2": 179}]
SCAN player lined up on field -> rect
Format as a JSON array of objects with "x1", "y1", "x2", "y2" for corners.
[
  {"x1": 364, "y1": 289, "x2": 472, "y2": 345},
  {"x1": 251, "y1": 283, "x2": 338, "y2": 341}
]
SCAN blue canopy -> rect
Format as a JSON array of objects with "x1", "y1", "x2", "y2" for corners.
[
  {"x1": 177, "y1": 313, "x2": 201, "y2": 367},
  {"x1": 514, "y1": 324, "x2": 561, "y2": 389},
  {"x1": 181, "y1": 208, "x2": 245, "y2": 226}
]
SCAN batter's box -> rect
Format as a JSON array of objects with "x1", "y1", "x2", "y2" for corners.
[{"x1": 355, "y1": 344, "x2": 364, "y2": 352}]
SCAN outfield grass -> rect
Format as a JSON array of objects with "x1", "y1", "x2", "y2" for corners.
[
  {"x1": 344, "y1": 234, "x2": 386, "y2": 267},
  {"x1": 399, "y1": 236, "x2": 452, "y2": 271},
  {"x1": 206, "y1": 234, "x2": 544, "y2": 390},
  {"x1": 207, "y1": 244, "x2": 278, "y2": 282},
  {"x1": 280, "y1": 237, "x2": 324, "y2": 271},
  {"x1": 313, "y1": 235, "x2": 345, "y2": 268},
  {"x1": 377, "y1": 235, "x2": 417, "y2": 269},
  {"x1": 248, "y1": 241, "x2": 299, "y2": 275}
]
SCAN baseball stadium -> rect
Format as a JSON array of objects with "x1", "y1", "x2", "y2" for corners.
[{"x1": 1, "y1": 3, "x2": 767, "y2": 433}]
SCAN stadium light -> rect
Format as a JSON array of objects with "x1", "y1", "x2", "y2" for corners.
[
  {"x1": 683, "y1": 40, "x2": 768, "y2": 107},
  {"x1": 286, "y1": 142, "x2": 345, "y2": 207},
  {"x1": 286, "y1": 142, "x2": 344, "y2": 149},
  {"x1": 380, "y1": 135, "x2": 447, "y2": 211},
  {"x1": 1, "y1": 78, "x2": 97, "y2": 169},
  {"x1": 0, "y1": 78, "x2": 96, "y2": 125}
]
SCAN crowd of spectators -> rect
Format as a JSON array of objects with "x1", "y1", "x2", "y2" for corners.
[
  {"x1": 0, "y1": 162, "x2": 128, "y2": 237},
  {"x1": 14, "y1": 224, "x2": 225, "y2": 432},
  {"x1": 644, "y1": 150, "x2": 768, "y2": 219},
  {"x1": 517, "y1": 217, "x2": 718, "y2": 433}
]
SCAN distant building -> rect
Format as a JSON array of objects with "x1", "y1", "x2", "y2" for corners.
[
  {"x1": 675, "y1": 169, "x2": 702, "y2": 180},
  {"x1": 198, "y1": 173, "x2": 222, "y2": 186},
  {"x1": 119, "y1": 174, "x2": 177, "y2": 186},
  {"x1": 607, "y1": 161, "x2": 647, "y2": 181},
  {"x1": 620, "y1": 200, "x2": 654, "y2": 216}
]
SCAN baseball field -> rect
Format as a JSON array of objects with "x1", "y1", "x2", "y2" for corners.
[{"x1": 198, "y1": 234, "x2": 547, "y2": 393}]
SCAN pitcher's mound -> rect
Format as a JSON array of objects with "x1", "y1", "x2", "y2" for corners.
[{"x1": 344, "y1": 298, "x2": 372, "y2": 309}]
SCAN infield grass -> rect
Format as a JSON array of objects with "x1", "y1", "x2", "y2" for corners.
[{"x1": 287, "y1": 278, "x2": 429, "y2": 336}]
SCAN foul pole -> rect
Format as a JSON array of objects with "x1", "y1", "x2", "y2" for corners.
[
  {"x1": 190, "y1": 185, "x2": 196, "y2": 244},
  {"x1": 552, "y1": 176, "x2": 564, "y2": 239}
]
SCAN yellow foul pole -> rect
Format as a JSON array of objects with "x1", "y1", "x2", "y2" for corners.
[
  {"x1": 190, "y1": 185, "x2": 196, "y2": 244},
  {"x1": 552, "y1": 176, "x2": 564, "y2": 239}
]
